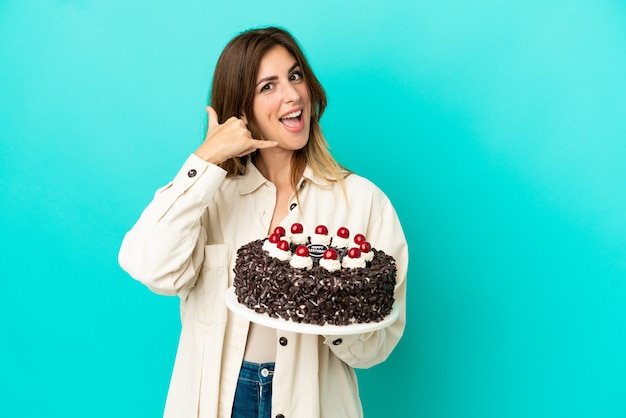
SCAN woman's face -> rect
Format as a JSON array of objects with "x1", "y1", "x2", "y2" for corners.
[{"x1": 248, "y1": 45, "x2": 311, "y2": 151}]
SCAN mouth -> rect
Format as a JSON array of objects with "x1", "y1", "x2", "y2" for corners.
[{"x1": 279, "y1": 109, "x2": 304, "y2": 131}]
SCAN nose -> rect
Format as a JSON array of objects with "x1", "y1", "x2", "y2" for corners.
[{"x1": 282, "y1": 82, "x2": 301, "y2": 103}]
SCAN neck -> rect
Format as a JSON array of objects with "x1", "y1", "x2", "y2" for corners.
[{"x1": 255, "y1": 149, "x2": 295, "y2": 187}]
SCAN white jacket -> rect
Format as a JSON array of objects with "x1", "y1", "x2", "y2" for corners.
[{"x1": 119, "y1": 154, "x2": 409, "y2": 418}]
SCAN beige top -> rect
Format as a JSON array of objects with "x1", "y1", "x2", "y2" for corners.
[{"x1": 118, "y1": 153, "x2": 409, "y2": 418}]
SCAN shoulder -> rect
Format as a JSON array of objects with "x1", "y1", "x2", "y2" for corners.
[
  {"x1": 343, "y1": 172, "x2": 379, "y2": 189},
  {"x1": 331, "y1": 172, "x2": 395, "y2": 217},
  {"x1": 342, "y1": 172, "x2": 389, "y2": 200}
]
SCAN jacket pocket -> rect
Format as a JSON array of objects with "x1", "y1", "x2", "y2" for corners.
[{"x1": 191, "y1": 243, "x2": 231, "y2": 325}]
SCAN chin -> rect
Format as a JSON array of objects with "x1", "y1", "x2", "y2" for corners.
[
  {"x1": 277, "y1": 143, "x2": 308, "y2": 153},
  {"x1": 288, "y1": 138, "x2": 310, "y2": 151},
  {"x1": 280, "y1": 132, "x2": 309, "y2": 150}
]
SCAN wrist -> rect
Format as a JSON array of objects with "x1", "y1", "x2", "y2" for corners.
[{"x1": 194, "y1": 148, "x2": 225, "y2": 166}]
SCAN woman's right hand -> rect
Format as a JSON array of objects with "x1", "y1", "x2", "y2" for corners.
[{"x1": 194, "y1": 106, "x2": 278, "y2": 165}]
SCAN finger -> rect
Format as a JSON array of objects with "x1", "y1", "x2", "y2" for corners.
[
  {"x1": 251, "y1": 140, "x2": 278, "y2": 149},
  {"x1": 234, "y1": 141, "x2": 277, "y2": 158},
  {"x1": 206, "y1": 106, "x2": 219, "y2": 129}
]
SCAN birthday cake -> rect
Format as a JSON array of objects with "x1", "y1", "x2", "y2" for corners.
[{"x1": 233, "y1": 223, "x2": 397, "y2": 326}]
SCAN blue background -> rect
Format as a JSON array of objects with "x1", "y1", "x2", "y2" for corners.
[{"x1": 2, "y1": 0, "x2": 626, "y2": 417}]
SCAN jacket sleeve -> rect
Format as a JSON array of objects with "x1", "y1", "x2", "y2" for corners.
[
  {"x1": 118, "y1": 154, "x2": 227, "y2": 296},
  {"x1": 323, "y1": 189, "x2": 409, "y2": 369}
]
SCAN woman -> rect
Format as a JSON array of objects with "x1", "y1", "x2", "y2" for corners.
[{"x1": 119, "y1": 27, "x2": 408, "y2": 418}]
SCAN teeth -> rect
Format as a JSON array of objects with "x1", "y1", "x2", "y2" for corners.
[{"x1": 281, "y1": 110, "x2": 302, "y2": 120}]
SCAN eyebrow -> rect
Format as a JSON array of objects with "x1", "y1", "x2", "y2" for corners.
[{"x1": 255, "y1": 62, "x2": 300, "y2": 88}]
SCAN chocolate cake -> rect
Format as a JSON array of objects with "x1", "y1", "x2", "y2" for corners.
[{"x1": 233, "y1": 224, "x2": 397, "y2": 326}]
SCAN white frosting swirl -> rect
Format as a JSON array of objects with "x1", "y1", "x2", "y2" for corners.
[
  {"x1": 311, "y1": 233, "x2": 331, "y2": 246},
  {"x1": 290, "y1": 232, "x2": 308, "y2": 245},
  {"x1": 262, "y1": 239, "x2": 276, "y2": 252},
  {"x1": 290, "y1": 254, "x2": 313, "y2": 270},
  {"x1": 320, "y1": 258, "x2": 341, "y2": 272},
  {"x1": 332, "y1": 236, "x2": 350, "y2": 249},
  {"x1": 268, "y1": 246, "x2": 291, "y2": 261},
  {"x1": 342, "y1": 255, "x2": 366, "y2": 269},
  {"x1": 362, "y1": 250, "x2": 374, "y2": 262}
]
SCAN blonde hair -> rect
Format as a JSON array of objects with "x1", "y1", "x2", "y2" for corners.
[{"x1": 209, "y1": 27, "x2": 349, "y2": 192}]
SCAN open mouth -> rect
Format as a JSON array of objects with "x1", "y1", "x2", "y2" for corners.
[{"x1": 279, "y1": 109, "x2": 303, "y2": 129}]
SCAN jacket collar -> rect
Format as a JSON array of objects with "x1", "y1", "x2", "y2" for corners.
[{"x1": 238, "y1": 159, "x2": 332, "y2": 195}]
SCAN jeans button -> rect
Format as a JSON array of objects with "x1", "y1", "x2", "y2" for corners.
[{"x1": 261, "y1": 368, "x2": 269, "y2": 377}]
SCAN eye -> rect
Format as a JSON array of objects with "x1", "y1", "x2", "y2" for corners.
[
  {"x1": 290, "y1": 71, "x2": 303, "y2": 82},
  {"x1": 260, "y1": 83, "x2": 273, "y2": 93}
]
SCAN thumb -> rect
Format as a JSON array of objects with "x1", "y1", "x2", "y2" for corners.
[{"x1": 206, "y1": 106, "x2": 219, "y2": 129}]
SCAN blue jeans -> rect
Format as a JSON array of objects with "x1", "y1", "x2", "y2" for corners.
[{"x1": 231, "y1": 361, "x2": 275, "y2": 418}]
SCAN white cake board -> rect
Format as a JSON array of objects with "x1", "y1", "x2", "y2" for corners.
[{"x1": 225, "y1": 286, "x2": 399, "y2": 335}]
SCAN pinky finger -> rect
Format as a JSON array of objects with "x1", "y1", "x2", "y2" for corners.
[{"x1": 256, "y1": 140, "x2": 278, "y2": 149}]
